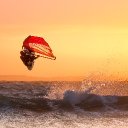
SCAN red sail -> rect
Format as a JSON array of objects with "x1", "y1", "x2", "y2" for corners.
[{"x1": 23, "y1": 35, "x2": 56, "y2": 59}]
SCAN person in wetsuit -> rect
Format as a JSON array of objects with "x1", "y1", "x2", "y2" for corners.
[{"x1": 20, "y1": 48, "x2": 39, "y2": 70}]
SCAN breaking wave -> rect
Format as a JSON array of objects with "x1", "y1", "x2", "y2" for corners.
[
  {"x1": 0, "y1": 81, "x2": 128, "y2": 128},
  {"x1": 0, "y1": 81, "x2": 127, "y2": 112}
]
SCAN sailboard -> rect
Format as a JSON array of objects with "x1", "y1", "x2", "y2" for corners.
[{"x1": 22, "y1": 35, "x2": 56, "y2": 60}]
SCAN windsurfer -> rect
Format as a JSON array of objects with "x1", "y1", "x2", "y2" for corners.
[
  {"x1": 20, "y1": 35, "x2": 56, "y2": 70},
  {"x1": 20, "y1": 48, "x2": 39, "y2": 70}
]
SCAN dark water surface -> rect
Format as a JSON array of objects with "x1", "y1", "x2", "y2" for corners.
[{"x1": 0, "y1": 81, "x2": 127, "y2": 128}]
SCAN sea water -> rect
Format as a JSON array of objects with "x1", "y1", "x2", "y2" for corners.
[{"x1": 0, "y1": 81, "x2": 127, "y2": 128}]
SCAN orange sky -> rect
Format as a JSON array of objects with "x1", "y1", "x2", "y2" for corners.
[{"x1": 1, "y1": 0, "x2": 128, "y2": 79}]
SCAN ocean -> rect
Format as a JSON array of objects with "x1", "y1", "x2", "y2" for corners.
[{"x1": 0, "y1": 80, "x2": 127, "y2": 128}]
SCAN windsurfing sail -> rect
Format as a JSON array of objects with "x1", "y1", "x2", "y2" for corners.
[{"x1": 22, "y1": 35, "x2": 56, "y2": 60}]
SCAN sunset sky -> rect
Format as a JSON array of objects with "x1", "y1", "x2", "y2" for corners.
[{"x1": 1, "y1": 0, "x2": 128, "y2": 79}]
